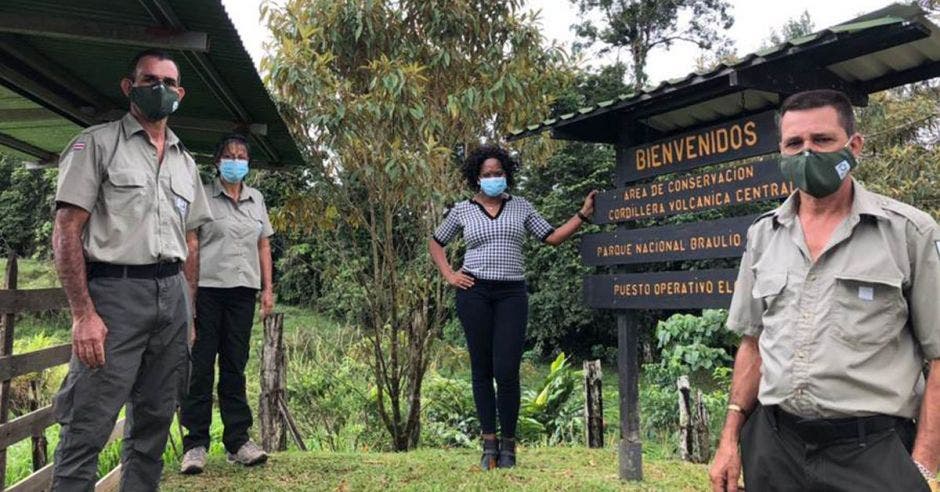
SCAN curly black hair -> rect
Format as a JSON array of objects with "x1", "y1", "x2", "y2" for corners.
[{"x1": 462, "y1": 144, "x2": 518, "y2": 191}]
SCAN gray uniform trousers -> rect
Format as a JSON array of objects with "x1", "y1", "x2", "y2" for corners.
[{"x1": 51, "y1": 273, "x2": 189, "y2": 492}]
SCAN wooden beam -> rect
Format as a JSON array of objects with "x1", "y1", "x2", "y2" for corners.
[
  {"x1": 6, "y1": 462, "x2": 53, "y2": 492},
  {"x1": 0, "y1": 37, "x2": 118, "y2": 117},
  {"x1": 95, "y1": 464, "x2": 122, "y2": 492},
  {"x1": 0, "y1": 132, "x2": 58, "y2": 163},
  {"x1": 0, "y1": 60, "x2": 98, "y2": 127},
  {"x1": 0, "y1": 108, "x2": 61, "y2": 122},
  {"x1": 0, "y1": 406, "x2": 54, "y2": 451},
  {"x1": 105, "y1": 418, "x2": 126, "y2": 447},
  {"x1": 0, "y1": 14, "x2": 208, "y2": 52},
  {"x1": 0, "y1": 344, "x2": 71, "y2": 382},
  {"x1": 732, "y1": 65, "x2": 869, "y2": 106},
  {"x1": 0, "y1": 288, "x2": 69, "y2": 315},
  {"x1": 861, "y1": 59, "x2": 940, "y2": 93}
]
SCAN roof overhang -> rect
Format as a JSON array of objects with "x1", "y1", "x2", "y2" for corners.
[
  {"x1": 0, "y1": 0, "x2": 305, "y2": 168},
  {"x1": 508, "y1": 4, "x2": 940, "y2": 145}
]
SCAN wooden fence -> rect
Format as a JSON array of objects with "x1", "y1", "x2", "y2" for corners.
[{"x1": 0, "y1": 253, "x2": 124, "y2": 492}]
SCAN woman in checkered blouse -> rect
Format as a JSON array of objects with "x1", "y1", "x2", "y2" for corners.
[{"x1": 429, "y1": 145, "x2": 596, "y2": 470}]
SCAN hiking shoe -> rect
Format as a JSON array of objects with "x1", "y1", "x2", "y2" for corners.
[
  {"x1": 180, "y1": 446, "x2": 207, "y2": 475},
  {"x1": 497, "y1": 438, "x2": 516, "y2": 469},
  {"x1": 226, "y1": 440, "x2": 268, "y2": 466},
  {"x1": 480, "y1": 438, "x2": 499, "y2": 470}
]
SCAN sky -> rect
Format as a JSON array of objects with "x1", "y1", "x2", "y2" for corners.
[{"x1": 220, "y1": 0, "x2": 896, "y2": 86}]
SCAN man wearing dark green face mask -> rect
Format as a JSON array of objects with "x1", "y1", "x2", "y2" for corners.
[
  {"x1": 710, "y1": 90, "x2": 940, "y2": 492},
  {"x1": 51, "y1": 49, "x2": 212, "y2": 491}
]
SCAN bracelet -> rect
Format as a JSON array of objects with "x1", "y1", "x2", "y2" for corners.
[
  {"x1": 727, "y1": 404, "x2": 746, "y2": 415},
  {"x1": 577, "y1": 211, "x2": 592, "y2": 223},
  {"x1": 915, "y1": 460, "x2": 936, "y2": 482}
]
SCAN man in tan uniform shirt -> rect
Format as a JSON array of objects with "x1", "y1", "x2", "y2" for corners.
[
  {"x1": 50, "y1": 49, "x2": 212, "y2": 491},
  {"x1": 710, "y1": 90, "x2": 940, "y2": 491}
]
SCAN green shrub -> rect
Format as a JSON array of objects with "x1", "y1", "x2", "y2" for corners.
[{"x1": 640, "y1": 310, "x2": 737, "y2": 457}]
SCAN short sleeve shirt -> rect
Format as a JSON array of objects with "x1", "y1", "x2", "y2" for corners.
[
  {"x1": 726, "y1": 180, "x2": 940, "y2": 419},
  {"x1": 54, "y1": 113, "x2": 213, "y2": 264},
  {"x1": 433, "y1": 195, "x2": 554, "y2": 281},
  {"x1": 198, "y1": 179, "x2": 274, "y2": 290}
]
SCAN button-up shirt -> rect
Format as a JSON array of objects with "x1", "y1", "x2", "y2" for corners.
[
  {"x1": 55, "y1": 113, "x2": 213, "y2": 264},
  {"x1": 727, "y1": 180, "x2": 940, "y2": 419},
  {"x1": 197, "y1": 179, "x2": 274, "y2": 290}
]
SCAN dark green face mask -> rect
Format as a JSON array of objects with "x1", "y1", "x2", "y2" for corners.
[
  {"x1": 779, "y1": 143, "x2": 857, "y2": 198},
  {"x1": 129, "y1": 83, "x2": 179, "y2": 121}
]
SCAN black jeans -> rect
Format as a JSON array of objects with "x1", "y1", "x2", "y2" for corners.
[
  {"x1": 180, "y1": 287, "x2": 257, "y2": 454},
  {"x1": 741, "y1": 405, "x2": 931, "y2": 491},
  {"x1": 455, "y1": 278, "x2": 528, "y2": 438}
]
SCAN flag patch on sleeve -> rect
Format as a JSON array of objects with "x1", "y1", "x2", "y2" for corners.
[{"x1": 71, "y1": 142, "x2": 86, "y2": 151}]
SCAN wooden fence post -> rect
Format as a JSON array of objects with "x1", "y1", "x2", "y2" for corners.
[
  {"x1": 29, "y1": 380, "x2": 47, "y2": 471},
  {"x1": 677, "y1": 375, "x2": 712, "y2": 463},
  {"x1": 259, "y1": 313, "x2": 286, "y2": 452},
  {"x1": 583, "y1": 360, "x2": 604, "y2": 448},
  {"x1": 1, "y1": 252, "x2": 18, "y2": 486},
  {"x1": 677, "y1": 375, "x2": 692, "y2": 462}
]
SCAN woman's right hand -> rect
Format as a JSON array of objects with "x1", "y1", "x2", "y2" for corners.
[{"x1": 446, "y1": 270, "x2": 475, "y2": 290}]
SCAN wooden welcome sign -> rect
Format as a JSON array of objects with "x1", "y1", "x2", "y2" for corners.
[
  {"x1": 582, "y1": 110, "x2": 789, "y2": 310},
  {"x1": 596, "y1": 157, "x2": 791, "y2": 225},
  {"x1": 615, "y1": 110, "x2": 778, "y2": 184}
]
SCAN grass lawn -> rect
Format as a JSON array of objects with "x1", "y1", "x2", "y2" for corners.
[{"x1": 160, "y1": 446, "x2": 710, "y2": 491}]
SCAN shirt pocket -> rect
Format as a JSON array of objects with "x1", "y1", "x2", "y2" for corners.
[
  {"x1": 103, "y1": 169, "x2": 149, "y2": 217},
  {"x1": 752, "y1": 270, "x2": 789, "y2": 332},
  {"x1": 832, "y1": 272, "x2": 906, "y2": 347},
  {"x1": 245, "y1": 207, "x2": 265, "y2": 238},
  {"x1": 169, "y1": 170, "x2": 195, "y2": 221}
]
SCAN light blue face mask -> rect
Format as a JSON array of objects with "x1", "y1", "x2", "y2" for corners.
[
  {"x1": 219, "y1": 159, "x2": 249, "y2": 183},
  {"x1": 480, "y1": 177, "x2": 507, "y2": 197}
]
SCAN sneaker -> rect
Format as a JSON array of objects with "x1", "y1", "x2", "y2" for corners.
[
  {"x1": 226, "y1": 440, "x2": 268, "y2": 466},
  {"x1": 480, "y1": 438, "x2": 499, "y2": 471},
  {"x1": 497, "y1": 438, "x2": 516, "y2": 469},
  {"x1": 180, "y1": 446, "x2": 207, "y2": 475}
]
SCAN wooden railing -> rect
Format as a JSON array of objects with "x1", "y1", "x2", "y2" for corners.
[{"x1": 0, "y1": 253, "x2": 124, "y2": 492}]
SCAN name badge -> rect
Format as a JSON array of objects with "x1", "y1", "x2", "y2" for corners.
[
  {"x1": 175, "y1": 195, "x2": 188, "y2": 217},
  {"x1": 858, "y1": 285, "x2": 874, "y2": 301}
]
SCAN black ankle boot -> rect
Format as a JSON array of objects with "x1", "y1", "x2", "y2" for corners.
[
  {"x1": 480, "y1": 438, "x2": 499, "y2": 470},
  {"x1": 497, "y1": 437, "x2": 516, "y2": 468}
]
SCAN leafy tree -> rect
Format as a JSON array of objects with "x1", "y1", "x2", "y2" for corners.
[
  {"x1": 764, "y1": 10, "x2": 814, "y2": 47},
  {"x1": 856, "y1": 87, "x2": 940, "y2": 219},
  {"x1": 262, "y1": 0, "x2": 571, "y2": 450},
  {"x1": 569, "y1": 0, "x2": 733, "y2": 89},
  {"x1": 0, "y1": 154, "x2": 56, "y2": 257}
]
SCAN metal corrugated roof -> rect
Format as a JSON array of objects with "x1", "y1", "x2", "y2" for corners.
[
  {"x1": 508, "y1": 3, "x2": 940, "y2": 144},
  {"x1": 0, "y1": 0, "x2": 305, "y2": 167}
]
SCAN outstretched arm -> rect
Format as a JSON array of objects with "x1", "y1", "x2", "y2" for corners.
[{"x1": 544, "y1": 190, "x2": 597, "y2": 246}]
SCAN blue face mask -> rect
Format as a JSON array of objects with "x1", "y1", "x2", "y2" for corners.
[
  {"x1": 480, "y1": 177, "x2": 507, "y2": 197},
  {"x1": 219, "y1": 159, "x2": 249, "y2": 183}
]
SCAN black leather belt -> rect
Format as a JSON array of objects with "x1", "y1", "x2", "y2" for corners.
[
  {"x1": 86, "y1": 262, "x2": 181, "y2": 279},
  {"x1": 767, "y1": 405, "x2": 907, "y2": 444}
]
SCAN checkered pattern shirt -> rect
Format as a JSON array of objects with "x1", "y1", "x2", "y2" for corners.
[{"x1": 433, "y1": 195, "x2": 555, "y2": 281}]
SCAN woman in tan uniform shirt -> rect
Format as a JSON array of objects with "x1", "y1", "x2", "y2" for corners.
[{"x1": 179, "y1": 134, "x2": 275, "y2": 473}]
